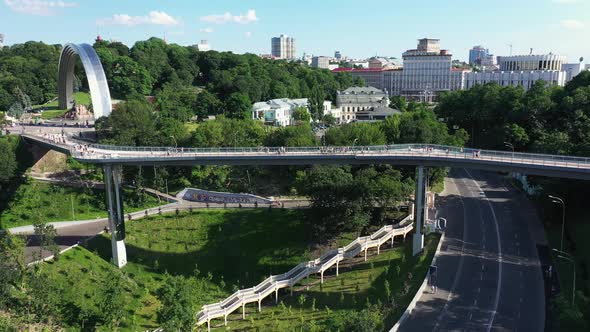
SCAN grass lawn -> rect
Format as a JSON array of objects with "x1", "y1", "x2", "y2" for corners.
[
  {"x1": 39, "y1": 209, "x2": 437, "y2": 331},
  {"x1": 32, "y1": 92, "x2": 91, "y2": 119},
  {"x1": 0, "y1": 179, "x2": 162, "y2": 229}
]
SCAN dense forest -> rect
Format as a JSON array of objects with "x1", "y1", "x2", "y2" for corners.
[{"x1": 0, "y1": 38, "x2": 364, "y2": 119}]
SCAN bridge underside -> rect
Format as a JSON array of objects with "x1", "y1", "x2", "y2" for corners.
[{"x1": 77, "y1": 155, "x2": 590, "y2": 181}]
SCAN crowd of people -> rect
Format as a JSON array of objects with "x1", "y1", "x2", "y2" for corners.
[{"x1": 41, "y1": 132, "x2": 67, "y2": 144}]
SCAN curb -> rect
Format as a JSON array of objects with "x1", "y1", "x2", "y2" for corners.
[{"x1": 389, "y1": 231, "x2": 445, "y2": 332}]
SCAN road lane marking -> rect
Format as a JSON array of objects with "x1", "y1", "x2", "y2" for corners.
[{"x1": 464, "y1": 169, "x2": 503, "y2": 332}]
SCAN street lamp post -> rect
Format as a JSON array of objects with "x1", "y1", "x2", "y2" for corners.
[
  {"x1": 352, "y1": 138, "x2": 359, "y2": 150},
  {"x1": 504, "y1": 141, "x2": 514, "y2": 154},
  {"x1": 548, "y1": 195, "x2": 566, "y2": 252},
  {"x1": 169, "y1": 135, "x2": 177, "y2": 149},
  {"x1": 552, "y1": 248, "x2": 575, "y2": 306}
]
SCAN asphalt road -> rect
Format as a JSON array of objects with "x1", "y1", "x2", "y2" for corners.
[{"x1": 399, "y1": 169, "x2": 546, "y2": 332}]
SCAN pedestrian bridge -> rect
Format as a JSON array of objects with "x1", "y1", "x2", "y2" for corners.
[
  {"x1": 23, "y1": 133, "x2": 590, "y2": 180},
  {"x1": 196, "y1": 217, "x2": 414, "y2": 330}
]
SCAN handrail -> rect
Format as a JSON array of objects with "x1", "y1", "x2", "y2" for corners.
[{"x1": 195, "y1": 215, "x2": 413, "y2": 326}]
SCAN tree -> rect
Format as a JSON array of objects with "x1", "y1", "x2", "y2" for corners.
[
  {"x1": 110, "y1": 56, "x2": 154, "y2": 99},
  {"x1": 325, "y1": 123, "x2": 386, "y2": 146},
  {"x1": 193, "y1": 90, "x2": 222, "y2": 119},
  {"x1": 0, "y1": 138, "x2": 17, "y2": 186},
  {"x1": 33, "y1": 222, "x2": 59, "y2": 260},
  {"x1": 157, "y1": 275, "x2": 198, "y2": 331},
  {"x1": 264, "y1": 124, "x2": 317, "y2": 147},
  {"x1": 99, "y1": 99, "x2": 160, "y2": 146},
  {"x1": 292, "y1": 106, "x2": 311, "y2": 123},
  {"x1": 156, "y1": 83, "x2": 198, "y2": 122},
  {"x1": 99, "y1": 273, "x2": 127, "y2": 329},
  {"x1": 309, "y1": 85, "x2": 325, "y2": 121},
  {"x1": 503, "y1": 123, "x2": 529, "y2": 149},
  {"x1": 0, "y1": 232, "x2": 25, "y2": 310},
  {"x1": 389, "y1": 95, "x2": 408, "y2": 112},
  {"x1": 224, "y1": 92, "x2": 251, "y2": 119}
]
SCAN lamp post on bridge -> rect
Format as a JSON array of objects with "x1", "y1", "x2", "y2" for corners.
[
  {"x1": 504, "y1": 142, "x2": 514, "y2": 161},
  {"x1": 352, "y1": 138, "x2": 358, "y2": 151},
  {"x1": 552, "y1": 248, "x2": 575, "y2": 306},
  {"x1": 548, "y1": 195, "x2": 566, "y2": 252},
  {"x1": 169, "y1": 135, "x2": 177, "y2": 149}
]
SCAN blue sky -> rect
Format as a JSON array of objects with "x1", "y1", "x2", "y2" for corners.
[{"x1": 1, "y1": 0, "x2": 589, "y2": 63}]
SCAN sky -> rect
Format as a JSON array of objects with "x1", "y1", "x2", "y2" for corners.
[{"x1": 1, "y1": 0, "x2": 589, "y2": 63}]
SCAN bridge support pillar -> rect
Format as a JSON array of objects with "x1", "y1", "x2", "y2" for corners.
[
  {"x1": 321, "y1": 270, "x2": 324, "y2": 284},
  {"x1": 377, "y1": 244, "x2": 380, "y2": 255},
  {"x1": 224, "y1": 315, "x2": 227, "y2": 326},
  {"x1": 242, "y1": 303, "x2": 245, "y2": 319},
  {"x1": 275, "y1": 288, "x2": 279, "y2": 304},
  {"x1": 391, "y1": 235, "x2": 395, "y2": 248},
  {"x1": 104, "y1": 164, "x2": 127, "y2": 268},
  {"x1": 364, "y1": 248, "x2": 367, "y2": 261},
  {"x1": 207, "y1": 320, "x2": 211, "y2": 332},
  {"x1": 258, "y1": 300, "x2": 261, "y2": 312},
  {"x1": 412, "y1": 166, "x2": 427, "y2": 256}
]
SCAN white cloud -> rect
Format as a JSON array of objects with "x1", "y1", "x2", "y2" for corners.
[
  {"x1": 200, "y1": 9, "x2": 258, "y2": 24},
  {"x1": 560, "y1": 19, "x2": 585, "y2": 29},
  {"x1": 200, "y1": 27, "x2": 214, "y2": 33},
  {"x1": 4, "y1": 0, "x2": 77, "y2": 16},
  {"x1": 97, "y1": 10, "x2": 180, "y2": 26},
  {"x1": 244, "y1": 31, "x2": 252, "y2": 38}
]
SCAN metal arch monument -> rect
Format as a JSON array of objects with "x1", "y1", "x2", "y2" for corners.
[
  {"x1": 57, "y1": 43, "x2": 127, "y2": 267},
  {"x1": 57, "y1": 43, "x2": 112, "y2": 119}
]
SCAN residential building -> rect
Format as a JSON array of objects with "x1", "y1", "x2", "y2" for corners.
[
  {"x1": 334, "y1": 51, "x2": 342, "y2": 60},
  {"x1": 271, "y1": 34, "x2": 296, "y2": 59},
  {"x1": 0, "y1": 33, "x2": 4, "y2": 48},
  {"x1": 311, "y1": 56, "x2": 330, "y2": 69},
  {"x1": 497, "y1": 54, "x2": 566, "y2": 71},
  {"x1": 336, "y1": 86, "x2": 389, "y2": 122},
  {"x1": 251, "y1": 98, "x2": 333, "y2": 127},
  {"x1": 469, "y1": 45, "x2": 495, "y2": 66}
]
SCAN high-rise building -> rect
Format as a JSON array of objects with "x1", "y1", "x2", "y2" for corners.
[
  {"x1": 271, "y1": 34, "x2": 295, "y2": 59},
  {"x1": 469, "y1": 45, "x2": 494, "y2": 66},
  {"x1": 334, "y1": 51, "x2": 342, "y2": 60},
  {"x1": 0, "y1": 33, "x2": 4, "y2": 48},
  {"x1": 311, "y1": 56, "x2": 330, "y2": 69}
]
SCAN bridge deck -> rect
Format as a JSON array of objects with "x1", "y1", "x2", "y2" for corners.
[{"x1": 22, "y1": 134, "x2": 590, "y2": 180}]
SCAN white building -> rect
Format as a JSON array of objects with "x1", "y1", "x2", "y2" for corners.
[
  {"x1": 251, "y1": 98, "x2": 334, "y2": 127},
  {"x1": 336, "y1": 86, "x2": 389, "y2": 122},
  {"x1": 334, "y1": 38, "x2": 573, "y2": 98},
  {"x1": 465, "y1": 70, "x2": 567, "y2": 90},
  {"x1": 497, "y1": 54, "x2": 566, "y2": 71},
  {"x1": 311, "y1": 56, "x2": 330, "y2": 69},
  {"x1": 196, "y1": 40, "x2": 211, "y2": 51},
  {"x1": 271, "y1": 34, "x2": 296, "y2": 59},
  {"x1": 0, "y1": 33, "x2": 4, "y2": 48}
]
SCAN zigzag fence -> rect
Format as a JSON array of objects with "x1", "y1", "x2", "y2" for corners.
[{"x1": 196, "y1": 215, "x2": 414, "y2": 330}]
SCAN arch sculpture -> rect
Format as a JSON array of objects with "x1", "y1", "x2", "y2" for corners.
[{"x1": 57, "y1": 43, "x2": 112, "y2": 119}]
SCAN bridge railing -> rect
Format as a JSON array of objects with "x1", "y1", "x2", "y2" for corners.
[{"x1": 64, "y1": 141, "x2": 590, "y2": 168}]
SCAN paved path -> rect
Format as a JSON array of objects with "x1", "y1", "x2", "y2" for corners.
[{"x1": 399, "y1": 169, "x2": 546, "y2": 332}]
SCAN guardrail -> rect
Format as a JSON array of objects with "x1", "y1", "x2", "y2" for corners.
[
  {"x1": 196, "y1": 215, "x2": 414, "y2": 331},
  {"x1": 22, "y1": 134, "x2": 590, "y2": 176}
]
